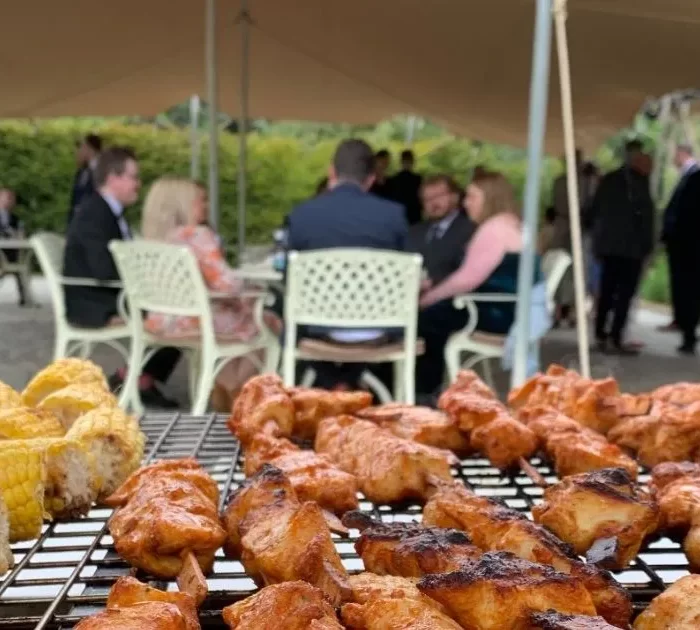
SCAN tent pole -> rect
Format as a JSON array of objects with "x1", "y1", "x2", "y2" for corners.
[
  {"x1": 553, "y1": 0, "x2": 590, "y2": 378},
  {"x1": 511, "y1": 0, "x2": 554, "y2": 388},
  {"x1": 679, "y1": 100, "x2": 699, "y2": 154},
  {"x1": 206, "y1": 0, "x2": 220, "y2": 230},
  {"x1": 651, "y1": 96, "x2": 672, "y2": 206},
  {"x1": 237, "y1": 0, "x2": 250, "y2": 261},
  {"x1": 189, "y1": 94, "x2": 201, "y2": 180}
]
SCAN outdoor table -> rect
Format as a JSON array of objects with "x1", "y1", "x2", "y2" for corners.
[{"x1": 0, "y1": 237, "x2": 36, "y2": 306}]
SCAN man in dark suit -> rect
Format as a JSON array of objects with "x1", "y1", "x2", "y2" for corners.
[
  {"x1": 63, "y1": 147, "x2": 180, "y2": 408},
  {"x1": 368, "y1": 148, "x2": 393, "y2": 199},
  {"x1": 0, "y1": 188, "x2": 27, "y2": 305},
  {"x1": 68, "y1": 134, "x2": 101, "y2": 225},
  {"x1": 405, "y1": 174, "x2": 475, "y2": 285},
  {"x1": 388, "y1": 149, "x2": 423, "y2": 225},
  {"x1": 660, "y1": 143, "x2": 699, "y2": 334}
]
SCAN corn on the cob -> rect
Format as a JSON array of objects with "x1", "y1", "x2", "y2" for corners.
[
  {"x1": 21, "y1": 358, "x2": 109, "y2": 408},
  {"x1": 0, "y1": 441, "x2": 47, "y2": 542},
  {"x1": 0, "y1": 407, "x2": 64, "y2": 440},
  {"x1": 66, "y1": 408, "x2": 145, "y2": 502},
  {"x1": 0, "y1": 494, "x2": 13, "y2": 575},
  {"x1": 38, "y1": 383, "x2": 118, "y2": 431},
  {"x1": 0, "y1": 381, "x2": 21, "y2": 411}
]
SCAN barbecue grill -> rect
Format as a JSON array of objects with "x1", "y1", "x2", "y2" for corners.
[{"x1": 0, "y1": 413, "x2": 689, "y2": 629}]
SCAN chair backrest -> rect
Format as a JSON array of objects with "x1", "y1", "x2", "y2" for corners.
[
  {"x1": 108, "y1": 240, "x2": 215, "y2": 338},
  {"x1": 285, "y1": 248, "x2": 423, "y2": 331},
  {"x1": 541, "y1": 248, "x2": 573, "y2": 314},
  {"x1": 30, "y1": 232, "x2": 67, "y2": 318}
]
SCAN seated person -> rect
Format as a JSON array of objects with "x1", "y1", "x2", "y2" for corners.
[
  {"x1": 417, "y1": 171, "x2": 538, "y2": 396},
  {"x1": 63, "y1": 147, "x2": 180, "y2": 408},
  {"x1": 0, "y1": 187, "x2": 27, "y2": 306},
  {"x1": 406, "y1": 174, "x2": 475, "y2": 286},
  {"x1": 141, "y1": 177, "x2": 280, "y2": 411}
]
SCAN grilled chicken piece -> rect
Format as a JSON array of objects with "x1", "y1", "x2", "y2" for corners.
[
  {"x1": 342, "y1": 597, "x2": 463, "y2": 629},
  {"x1": 438, "y1": 391, "x2": 504, "y2": 432},
  {"x1": 651, "y1": 382, "x2": 700, "y2": 407},
  {"x1": 355, "y1": 404, "x2": 471, "y2": 454},
  {"x1": 223, "y1": 581, "x2": 343, "y2": 630},
  {"x1": 106, "y1": 459, "x2": 225, "y2": 578},
  {"x1": 315, "y1": 415, "x2": 454, "y2": 504},
  {"x1": 222, "y1": 464, "x2": 349, "y2": 605},
  {"x1": 288, "y1": 386, "x2": 372, "y2": 440},
  {"x1": 343, "y1": 511, "x2": 480, "y2": 577},
  {"x1": 227, "y1": 374, "x2": 295, "y2": 446},
  {"x1": 607, "y1": 414, "x2": 658, "y2": 453},
  {"x1": 650, "y1": 462, "x2": 700, "y2": 495},
  {"x1": 532, "y1": 468, "x2": 659, "y2": 569},
  {"x1": 418, "y1": 552, "x2": 596, "y2": 630},
  {"x1": 633, "y1": 574, "x2": 700, "y2": 629},
  {"x1": 423, "y1": 480, "x2": 632, "y2": 628},
  {"x1": 470, "y1": 413, "x2": 539, "y2": 469},
  {"x1": 243, "y1": 433, "x2": 359, "y2": 515},
  {"x1": 529, "y1": 610, "x2": 619, "y2": 629},
  {"x1": 347, "y1": 572, "x2": 443, "y2": 609}
]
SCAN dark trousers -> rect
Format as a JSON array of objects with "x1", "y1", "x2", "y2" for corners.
[
  {"x1": 673, "y1": 247, "x2": 700, "y2": 348},
  {"x1": 143, "y1": 348, "x2": 181, "y2": 383},
  {"x1": 668, "y1": 246, "x2": 682, "y2": 323},
  {"x1": 1, "y1": 249, "x2": 26, "y2": 305},
  {"x1": 416, "y1": 299, "x2": 469, "y2": 395},
  {"x1": 595, "y1": 256, "x2": 643, "y2": 346}
]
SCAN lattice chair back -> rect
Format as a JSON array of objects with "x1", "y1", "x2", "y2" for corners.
[
  {"x1": 109, "y1": 240, "x2": 216, "y2": 341},
  {"x1": 31, "y1": 233, "x2": 67, "y2": 318}
]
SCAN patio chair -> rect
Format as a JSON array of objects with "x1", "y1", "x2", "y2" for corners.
[
  {"x1": 282, "y1": 248, "x2": 423, "y2": 404},
  {"x1": 109, "y1": 240, "x2": 280, "y2": 414},
  {"x1": 31, "y1": 232, "x2": 131, "y2": 367},
  {"x1": 444, "y1": 249, "x2": 572, "y2": 387}
]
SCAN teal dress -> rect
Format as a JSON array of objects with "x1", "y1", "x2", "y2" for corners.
[{"x1": 474, "y1": 252, "x2": 543, "y2": 334}]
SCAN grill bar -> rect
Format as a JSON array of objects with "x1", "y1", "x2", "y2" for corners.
[{"x1": 0, "y1": 413, "x2": 689, "y2": 629}]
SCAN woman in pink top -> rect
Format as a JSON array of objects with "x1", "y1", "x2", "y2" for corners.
[
  {"x1": 416, "y1": 171, "x2": 534, "y2": 396},
  {"x1": 141, "y1": 178, "x2": 279, "y2": 410}
]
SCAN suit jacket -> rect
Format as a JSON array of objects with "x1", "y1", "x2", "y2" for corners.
[
  {"x1": 63, "y1": 193, "x2": 125, "y2": 327},
  {"x1": 0, "y1": 211, "x2": 22, "y2": 262},
  {"x1": 405, "y1": 212, "x2": 475, "y2": 284},
  {"x1": 662, "y1": 163, "x2": 700, "y2": 242},
  {"x1": 389, "y1": 169, "x2": 423, "y2": 225},
  {"x1": 669, "y1": 170, "x2": 700, "y2": 253},
  {"x1": 68, "y1": 165, "x2": 95, "y2": 225},
  {"x1": 287, "y1": 183, "x2": 408, "y2": 252}
]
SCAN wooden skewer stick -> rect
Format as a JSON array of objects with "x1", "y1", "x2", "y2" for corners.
[
  {"x1": 177, "y1": 551, "x2": 208, "y2": 607},
  {"x1": 519, "y1": 457, "x2": 549, "y2": 488}
]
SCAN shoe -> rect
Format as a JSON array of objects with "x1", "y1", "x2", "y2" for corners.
[
  {"x1": 657, "y1": 321, "x2": 679, "y2": 332},
  {"x1": 139, "y1": 385, "x2": 179, "y2": 410},
  {"x1": 677, "y1": 344, "x2": 696, "y2": 356}
]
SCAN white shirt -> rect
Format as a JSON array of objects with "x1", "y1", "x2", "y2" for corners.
[
  {"x1": 427, "y1": 209, "x2": 460, "y2": 241},
  {"x1": 101, "y1": 192, "x2": 131, "y2": 240}
]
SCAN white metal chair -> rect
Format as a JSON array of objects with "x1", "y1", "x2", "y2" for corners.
[
  {"x1": 0, "y1": 241, "x2": 33, "y2": 305},
  {"x1": 282, "y1": 248, "x2": 423, "y2": 404},
  {"x1": 109, "y1": 240, "x2": 280, "y2": 414},
  {"x1": 444, "y1": 249, "x2": 573, "y2": 386},
  {"x1": 31, "y1": 232, "x2": 131, "y2": 366}
]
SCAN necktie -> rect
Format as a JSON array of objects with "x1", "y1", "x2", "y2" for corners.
[{"x1": 426, "y1": 223, "x2": 441, "y2": 243}]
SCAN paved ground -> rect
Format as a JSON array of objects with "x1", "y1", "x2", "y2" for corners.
[{"x1": 1, "y1": 275, "x2": 697, "y2": 406}]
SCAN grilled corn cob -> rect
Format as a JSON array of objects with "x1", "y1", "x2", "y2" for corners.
[
  {"x1": 21, "y1": 358, "x2": 109, "y2": 408},
  {"x1": 0, "y1": 494, "x2": 13, "y2": 575},
  {"x1": 38, "y1": 383, "x2": 118, "y2": 431},
  {"x1": 66, "y1": 408, "x2": 145, "y2": 502},
  {"x1": 0, "y1": 381, "x2": 21, "y2": 411},
  {"x1": 0, "y1": 441, "x2": 47, "y2": 541},
  {"x1": 0, "y1": 407, "x2": 64, "y2": 440}
]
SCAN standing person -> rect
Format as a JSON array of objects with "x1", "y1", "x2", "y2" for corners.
[
  {"x1": 69, "y1": 134, "x2": 102, "y2": 225},
  {"x1": 369, "y1": 149, "x2": 392, "y2": 199},
  {"x1": 590, "y1": 140, "x2": 655, "y2": 355},
  {"x1": 0, "y1": 188, "x2": 27, "y2": 305},
  {"x1": 659, "y1": 143, "x2": 699, "y2": 333},
  {"x1": 389, "y1": 149, "x2": 423, "y2": 225},
  {"x1": 63, "y1": 147, "x2": 181, "y2": 408}
]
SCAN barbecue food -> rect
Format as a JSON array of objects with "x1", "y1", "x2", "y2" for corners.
[
  {"x1": 0, "y1": 495, "x2": 13, "y2": 574},
  {"x1": 106, "y1": 459, "x2": 226, "y2": 578},
  {"x1": 355, "y1": 404, "x2": 471, "y2": 454},
  {"x1": 418, "y1": 552, "x2": 597, "y2": 630},
  {"x1": 66, "y1": 407, "x2": 145, "y2": 501},
  {"x1": 21, "y1": 358, "x2": 109, "y2": 407},
  {"x1": 227, "y1": 373, "x2": 295, "y2": 446},
  {"x1": 346, "y1": 572, "x2": 441, "y2": 608},
  {"x1": 223, "y1": 581, "x2": 343, "y2": 629},
  {"x1": 289, "y1": 386, "x2": 372, "y2": 440},
  {"x1": 0, "y1": 407, "x2": 64, "y2": 439},
  {"x1": 633, "y1": 574, "x2": 700, "y2": 629},
  {"x1": 342, "y1": 596, "x2": 463, "y2": 629},
  {"x1": 0, "y1": 381, "x2": 22, "y2": 410},
  {"x1": 243, "y1": 433, "x2": 359, "y2": 515},
  {"x1": 315, "y1": 415, "x2": 455, "y2": 504},
  {"x1": 222, "y1": 464, "x2": 349, "y2": 605},
  {"x1": 343, "y1": 511, "x2": 480, "y2": 577},
  {"x1": 651, "y1": 382, "x2": 700, "y2": 407},
  {"x1": 37, "y1": 382, "x2": 118, "y2": 431},
  {"x1": 423, "y1": 479, "x2": 632, "y2": 627},
  {"x1": 470, "y1": 413, "x2": 539, "y2": 469},
  {"x1": 529, "y1": 610, "x2": 619, "y2": 629},
  {"x1": 532, "y1": 468, "x2": 659, "y2": 569}
]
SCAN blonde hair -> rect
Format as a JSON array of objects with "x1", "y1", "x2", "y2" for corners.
[
  {"x1": 141, "y1": 177, "x2": 201, "y2": 240},
  {"x1": 471, "y1": 171, "x2": 519, "y2": 222}
]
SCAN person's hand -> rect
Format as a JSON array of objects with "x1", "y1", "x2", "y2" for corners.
[
  {"x1": 419, "y1": 292, "x2": 434, "y2": 309},
  {"x1": 420, "y1": 277, "x2": 433, "y2": 292}
]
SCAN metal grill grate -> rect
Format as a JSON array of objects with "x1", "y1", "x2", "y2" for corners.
[{"x1": 0, "y1": 413, "x2": 689, "y2": 629}]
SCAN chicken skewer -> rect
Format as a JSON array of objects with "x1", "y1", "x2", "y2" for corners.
[
  {"x1": 528, "y1": 610, "x2": 620, "y2": 629},
  {"x1": 632, "y1": 574, "x2": 700, "y2": 630}
]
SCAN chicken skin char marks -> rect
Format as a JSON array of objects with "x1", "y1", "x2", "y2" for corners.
[
  {"x1": 528, "y1": 610, "x2": 620, "y2": 629},
  {"x1": 532, "y1": 468, "x2": 660, "y2": 570},
  {"x1": 315, "y1": 415, "x2": 455, "y2": 504},
  {"x1": 418, "y1": 551, "x2": 597, "y2": 630},
  {"x1": 633, "y1": 574, "x2": 700, "y2": 630},
  {"x1": 243, "y1": 433, "x2": 359, "y2": 515},
  {"x1": 343, "y1": 510, "x2": 481, "y2": 577},
  {"x1": 355, "y1": 403, "x2": 472, "y2": 454},
  {"x1": 342, "y1": 597, "x2": 463, "y2": 629},
  {"x1": 105, "y1": 459, "x2": 225, "y2": 579},
  {"x1": 222, "y1": 464, "x2": 350, "y2": 606},
  {"x1": 422, "y1": 479, "x2": 632, "y2": 628}
]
